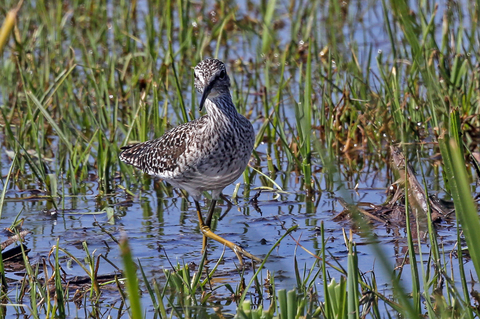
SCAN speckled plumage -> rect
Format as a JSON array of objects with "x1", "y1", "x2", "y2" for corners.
[{"x1": 119, "y1": 58, "x2": 255, "y2": 202}]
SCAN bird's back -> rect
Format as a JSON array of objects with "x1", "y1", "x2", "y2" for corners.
[{"x1": 119, "y1": 113, "x2": 254, "y2": 198}]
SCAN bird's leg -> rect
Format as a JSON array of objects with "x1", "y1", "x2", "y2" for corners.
[
  {"x1": 194, "y1": 200, "x2": 262, "y2": 265},
  {"x1": 205, "y1": 199, "x2": 217, "y2": 227},
  {"x1": 194, "y1": 200, "x2": 209, "y2": 253}
]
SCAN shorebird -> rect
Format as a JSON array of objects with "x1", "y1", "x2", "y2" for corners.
[{"x1": 119, "y1": 58, "x2": 261, "y2": 264}]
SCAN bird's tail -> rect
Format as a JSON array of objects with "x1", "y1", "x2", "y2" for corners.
[{"x1": 119, "y1": 143, "x2": 143, "y2": 168}]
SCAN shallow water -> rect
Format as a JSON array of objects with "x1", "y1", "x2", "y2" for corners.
[{"x1": 0, "y1": 143, "x2": 476, "y2": 317}]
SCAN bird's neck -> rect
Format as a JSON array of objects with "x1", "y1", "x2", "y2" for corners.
[{"x1": 204, "y1": 94, "x2": 238, "y2": 120}]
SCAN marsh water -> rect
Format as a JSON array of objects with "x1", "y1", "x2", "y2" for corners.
[{"x1": 1, "y1": 130, "x2": 476, "y2": 317}]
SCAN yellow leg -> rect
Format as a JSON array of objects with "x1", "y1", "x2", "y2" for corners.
[
  {"x1": 194, "y1": 200, "x2": 262, "y2": 265},
  {"x1": 195, "y1": 201, "x2": 209, "y2": 253}
]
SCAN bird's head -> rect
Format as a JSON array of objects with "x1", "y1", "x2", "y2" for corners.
[{"x1": 194, "y1": 58, "x2": 231, "y2": 111}]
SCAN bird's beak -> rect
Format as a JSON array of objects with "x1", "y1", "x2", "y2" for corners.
[{"x1": 199, "y1": 81, "x2": 214, "y2": 111}]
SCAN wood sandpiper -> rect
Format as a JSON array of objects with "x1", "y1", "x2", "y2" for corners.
[{"x1": 119, "y1": 58, "x2": 261, "y2": 264}]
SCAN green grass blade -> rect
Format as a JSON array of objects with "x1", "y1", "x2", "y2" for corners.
[
  {"x1": 239, "y1": 225, "x2": 298, "y2": 304},
  {"x1": 54, "y1": 239, "x2": 65, "y2": 317},
  {"x1": 119, "y1": 236, "x2": 143, "y2": 318},
  {"x1": 0, "y1": 152, "x2": 16, "y2": 220},
  {"x1": 26, "y1": 91, "x2": 73, "y2": 153},
  {"x1": 439, "y1": 136, "x2": 480, "y2": 284}
]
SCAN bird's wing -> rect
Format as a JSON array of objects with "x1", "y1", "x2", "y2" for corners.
[{"x1": 119, "y1": 118, "x2": 206, "y2": 176}]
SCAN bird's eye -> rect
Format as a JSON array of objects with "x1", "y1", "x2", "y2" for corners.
[{"x1": 219, "y1": 70, "x2": 226, "y2": 79}]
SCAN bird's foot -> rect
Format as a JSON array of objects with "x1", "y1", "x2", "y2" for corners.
[{"x1": 199, "y1": 225, "x2": 262, "y2": 265}]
